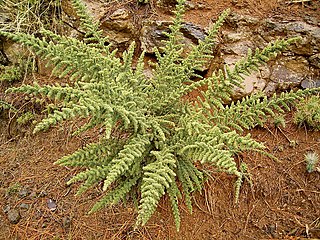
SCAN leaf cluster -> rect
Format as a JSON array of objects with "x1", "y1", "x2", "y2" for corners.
[
  {"x1": 1, "y1": 0, "x2": 319, "y2": 230},
  {"x1": 294, "y1": 95, "x2": 320, "y2": 130}
]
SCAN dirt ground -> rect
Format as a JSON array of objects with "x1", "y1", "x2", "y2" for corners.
[{"x1": 0, "y1": 0, "x2": 320, "y2": 239}]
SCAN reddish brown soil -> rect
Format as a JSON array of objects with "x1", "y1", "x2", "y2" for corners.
[
  {"x1": 1, "y1": 0, "x2": 320, "y2": 239},
  {"x1": 1, "y1": 100, "x2": 319, "y2": 240}
]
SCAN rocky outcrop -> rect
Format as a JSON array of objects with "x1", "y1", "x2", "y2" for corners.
[
  {"x1": 1, "y1": 4, "x2": 319, "y2": 99},
  {"x1": 220, "y1": 13, "x2": 320, "y2": 98},
  {"x1": 100, "y1": 8, "x2": 135, "y2": 46},
  {"x1": 270, "y1": 57, "x2": 309, "y2": 90},
  {"x1": 140, "y1": 21, "x2": 206, "y2": 55},
  {"x1": 138, "y1": 12, "x2": 319, "y2": 99}
]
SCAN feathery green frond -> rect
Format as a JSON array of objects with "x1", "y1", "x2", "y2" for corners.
[
  {"x1": 103, "y1": 134, "x2": 150, "y2": 191},
  {"x1": 55, "y1": 140, "x2": 111, "y2": 167},
  {"x1": 182, "y1": 9, "x2": 230, "y2": 78},
  {"x1": 89, "y1": 174, "x2": 141, "y2": 213},
  {"x1": 70, "y1": 0, "x2": 108, "y2": 47},
  {"x1": 137, "y1": 148, "x2": 176, "y2": 226},
  {"x1": 168, "y1": 181, "x2": 182, "y2": 230},
  {"x1": 176, "y1": 158, "x2": 203, "y2": 213}
]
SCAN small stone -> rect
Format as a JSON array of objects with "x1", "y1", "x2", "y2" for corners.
[
  {"x1": 270, "y1": 57, "x2": 309, "y2": 90},
  {"x1": 253, "y1": 78, "x2": 266, "y2": 93},
  {"x1": 0, "y1": 50, "x2": 9, "y2": 66},
  {"x1": 260, "y1": 66, "x2": 271, "y2": 79},
  {"x1": 7, "y1": 209, "x2": 21, "y2": 224},
  {"x1": 222, "y1": 41, "x2": 254, "y2": 56},
  {"x1": 226, "y1": 13, "x2": 259, "y2": 28},
  {"x1": 100, "y1": 8, "x2": 134, "y2": 45},
  {"x1": 309, "y1": 54, "x2": 320, "y2": 68},
  {"x1": 232, "y1": 75, "x2": 255, "y2": 99},
  {"x1": 47, "y1": 199, "x2": 57, "y2": 211},
  {"x1": 143, "y1": 68, "x2": 154, "y2": 79},
  {"x1": 3, "y1": 42, "x2": 30, "y2": 64},
  {"x1": 18, "y1": 189, "x2": 31, "y2": 198},
  {"x1": 185, "y1": 1, "x2": 196, "y2": 9},
  {"x1": 19, "y1": 203, "x2": 30, "y2": 210},
  {"x1": 264, "y1": 82, "x2": 277, "y2": 96},
  {"x1": 224, "y1": 55, "x2": 266, "y2": 99},
  {"x1": 223, "y1": 31, "x2": 248, "y2": 43},
  {"x1": 181, "y1": 23, "x2": 206, "y2": 42},
  {"x1": 140, "y1": 20, "x2": 206, "y2": 57},
  {"x1": 301, "y1": 79, "x2": 320, "y2": 89}
]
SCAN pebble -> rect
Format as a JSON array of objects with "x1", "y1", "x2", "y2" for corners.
[
  {"x1": 19, "y1": 203, "x2": 30, "y2": 210},
  {"x1": 18, "y1": 189, "x2": 31, "y2": 198},
  {"x1": 301, "y1": 78, "x2": 320, "y2": 89},
  {"x1": 47, "y1": 199, "x2": 57, "y2": 211},
  {"x1": 7, "y1": 209, "x2": 21, "y2": 224}
]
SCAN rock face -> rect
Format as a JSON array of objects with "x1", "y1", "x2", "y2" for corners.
[
  {"x1": 100, "y1": 8, "x2": 135, "y2": 45},
  {"x1": 260, "y1": 20, "x2": 320, "y2": 56},
  {"x1": 301, "y1": 79, "x2": 320, "y2": 89},
  {"x1": 219, "y1": 13, "x2": 320, "y2": 98},
  {"x1": 270, "y1": 57, "x2": 309, "y2": 90},
  {"x1": 309, "y1": 54, "x2": 320, "y2": 68},
  {"x1": 140, "y1": 21, "x2": 206, "y2": 54},
  {"x1": 18, "y1": 188, "x2": 31, "y2": 198},
  {"x1": 0, "y1": 50, "x2": 9, "y2": 66},
  {"x1": 2, "y1": 41, "x2": 30, "y2": 65},
  {"x1": 1, "y1": 4, "x2": 319, "y2": 99}
]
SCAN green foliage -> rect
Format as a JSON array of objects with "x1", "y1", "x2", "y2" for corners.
[
  {"x1": 6, "y1": 183, "x2": 21, "y2": 196},
  {"x1": 16, "y1": 111, "x2": 35, "y2": 125},
  {"x1": 0, "y1": 65, "x2": 23, "y2": 82},
  {"x1": 0, "y1": 100, "x2": 17, "y2": 112},
  {"x1": 273, "y1": 114, "x2": 286, "y2": 128},
  {"x1": 294, "y1": 95, "x2": 320, "y2": 130},
  {"x1": 0, "y1": 0, "x2": 62, "y2": 33},
  {"x1": 0, "y1": 58, "x2": 33, "y2": 83},
  {"x1": 1, "y1": 0, "x2": 320, "y2": 230},
  {"x1": 235, "y1": 162, "x2": 253, "y2": 203},
  {"x1": 305, "y1": 151, "x2": 319, "y2": 173}
]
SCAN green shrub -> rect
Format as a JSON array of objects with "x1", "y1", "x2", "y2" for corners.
[
  {"x1": 0, "y1": 65, "x2": 24, "y2": 83},
  {"x1": 305, "y1": 151, "x2": 319, "y2": 173},
  {"x1": 1, "y1": 0, "x2": 319, "y2": 230},
  {"x1": 294, "y1": 95, "x2": 320, "y2": 130}
]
